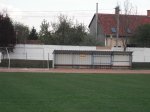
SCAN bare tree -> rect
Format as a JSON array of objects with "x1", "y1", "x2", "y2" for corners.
[{"x1": 119, "y1": 0, "x2": 138, "y2": 51}]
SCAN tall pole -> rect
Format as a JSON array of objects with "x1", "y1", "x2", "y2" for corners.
[
  {"x1": 116, "y1": 6, "x2": 120, "y2": 47},
  {"x1": 96, "y1": 3, "x2": 98, "y2": 39}
]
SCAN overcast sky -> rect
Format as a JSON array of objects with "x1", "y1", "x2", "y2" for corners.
[{"x1": 0, "y1": 0, "x2": 149, "y2": 31}]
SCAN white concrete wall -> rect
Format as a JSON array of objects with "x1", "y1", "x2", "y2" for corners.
[
  {"x1": 112, "y1": 47, "x2": 150, "y2": 62},
  {"x1": 4, "y1": 45, "x2": 150, "y2": 63},
  {"x1": 8, "y1": 44, "x2": 96, "y2": 60}
]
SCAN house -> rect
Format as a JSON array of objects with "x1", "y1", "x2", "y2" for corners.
[{"x1": 89, "y1": 8, "x2": 150, "y2": 47}]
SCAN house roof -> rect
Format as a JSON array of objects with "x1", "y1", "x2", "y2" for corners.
[{"x1": 89, "y1": 13, "x2": 150, "y2": 36}]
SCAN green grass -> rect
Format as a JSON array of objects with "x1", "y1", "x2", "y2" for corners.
[{"x1": 0, "y1": 73, "x2": 150, "y2": 112}]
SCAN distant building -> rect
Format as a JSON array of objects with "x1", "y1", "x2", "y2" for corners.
[{"x1": 89, "y1": 9, "x2": 150, "y2": 47}]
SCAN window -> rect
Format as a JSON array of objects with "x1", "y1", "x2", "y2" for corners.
[
  {"x1": 127, "y1": 28, "x2": 131, "y2": 34},
  {"x1": 111, "y1": 27, "x2": 116, "y2": 33}
]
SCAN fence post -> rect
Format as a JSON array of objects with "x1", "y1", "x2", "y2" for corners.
[
  {"x1": 47, "y1": 53, "x2": 49, "y2": 69},
  {"x1": 26, "y1": 52, "x2": 27, "y2": 60},
  {"x1": 43, "y1": 48, "x2": 44, "y2": 68},
  {"x1": 6, "y1": 47, "x2": 10, "y2": 69}
]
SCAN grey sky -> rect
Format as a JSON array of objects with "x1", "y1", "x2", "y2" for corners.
[{"x1": 0, "y1": 0, "x2": 149, "y2": 31}]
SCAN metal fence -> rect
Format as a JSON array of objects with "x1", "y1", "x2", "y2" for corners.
[{"x1": 53, "y1": 50, "x2": 132, "y2": 69}]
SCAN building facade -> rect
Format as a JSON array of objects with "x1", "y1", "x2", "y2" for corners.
[{"x1": 89, "y1": 9, "x2": 150, "y2": 47}]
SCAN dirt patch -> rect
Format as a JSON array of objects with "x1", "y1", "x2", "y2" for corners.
[{"x1": 0, "y1": 68, "x2": 150, "y2": 74}]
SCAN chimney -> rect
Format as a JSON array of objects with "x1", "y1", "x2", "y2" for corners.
[
  {"x1": 115, "y1": 6, "x2": 120, "y2": 14},
  {"x1": 147, "y1": 10, "x2": 150, "y2": 16}
]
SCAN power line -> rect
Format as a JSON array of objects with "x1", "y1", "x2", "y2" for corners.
[
  {"x1": 7, "y1": 10, "x2": 95, "y2": 13},
  {"x1": 9, "y1": 11, "x2": 95, "y2": 18},
  {"x1": 6, "y1": 8, "x2": 113, "y2": 13},
  {"x1": 11, "y1": 15, "x2": 92, "y2": 18}
]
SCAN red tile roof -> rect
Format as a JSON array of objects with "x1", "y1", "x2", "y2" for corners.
[{"x1": 90, "y1": 13, "x2": 150, "y2": 36}]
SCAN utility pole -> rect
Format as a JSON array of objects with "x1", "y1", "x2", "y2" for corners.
[
  {"x1": 96, "y1": 3, "x2": 98, "y2": 39},
  {"x1": 115, "y1": 6, "x2": 120, "y2": 47}
]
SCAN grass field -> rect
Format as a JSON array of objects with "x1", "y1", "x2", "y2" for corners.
[{"x1": 0, "y1": 72, "x2": 150, "y2": 112}]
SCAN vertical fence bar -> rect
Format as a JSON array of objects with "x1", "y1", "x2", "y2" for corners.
[
  {"x1": 26, "y1": 52, "x2": 27, "y2": 60},
  {"x1": 52, "y1": 52, "x2": 55, "y2": 68},
  {"x1": 43, "y1": 48, "x2": 44, "y2": 68},
  {"x1": 47, "y1": 53, "x2": 49, "y2": 69},
  {"x1": 72, "y1": 53, "x2": 73, "y2": 68},
  {"x1": 91, "y1": 53, "x2": 94, "y2": 69},
  {"x1": 6, "y1": 47, "x2": 10, "y2": 69}
]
